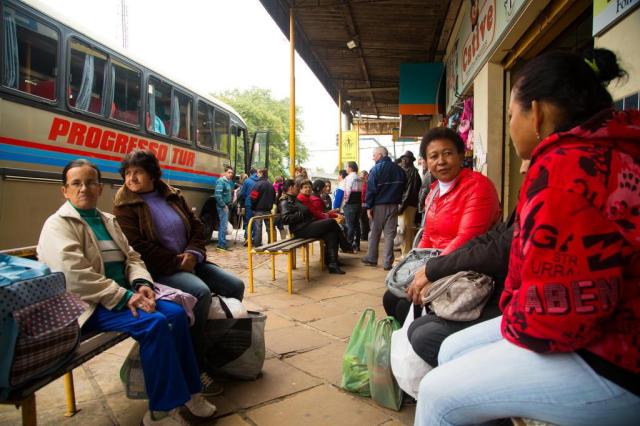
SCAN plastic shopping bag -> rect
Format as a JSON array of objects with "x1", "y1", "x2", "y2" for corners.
[
  {"x1": 341, "y1": 308, "x2": 376, "y2": 396},
  {"x1": 390, "y1": 305, "x2": 432, "y2": 399},
  {"x1": 367, "y1": 316, "x2": 402, "y2": 411}
]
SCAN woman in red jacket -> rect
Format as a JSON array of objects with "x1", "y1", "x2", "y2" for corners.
[
  {"x1": 383, "y1": 127, "x2": 501, "y2": 323},
  {"x1": 416, "y1": 127, "x2": 501, "y2": 254},
  {"x1": 415, "y1": 49, "x2": 640, "y2": 425}
]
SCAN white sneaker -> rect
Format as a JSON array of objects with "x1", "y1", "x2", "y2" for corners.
[
  {"x1": 184, "y1": 393, "x2": 217, "y2": 418},
  {"x1": 141, "y1": 409, "x2": 186, "y2": 426}
]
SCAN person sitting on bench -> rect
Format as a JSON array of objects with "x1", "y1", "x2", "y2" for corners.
[
  {"x1": 280, "y1": 178, "x2": 352, "y2": 275},
  {"x1": 37, "y1": 159, "x2": 216, "y2": 426}
]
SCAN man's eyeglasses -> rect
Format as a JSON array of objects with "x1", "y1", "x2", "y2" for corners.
[{"x1": 66, "y1": 181, "x2": 101, "y2": 189}]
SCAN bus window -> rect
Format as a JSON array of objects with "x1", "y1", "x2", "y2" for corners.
[
  {"x1": 2, "y1": 5, "x2": 58, "y2": 100},
  {"x1": 147, "y1": 77, "x2": 170, "y2": 135},
  {"x1": 197, "y1": 101, "x2": 214, "y2": 149},
  {"x1": 110, "y1": 59, "x2": 140, "y2": 126},
  {"x1": 68, "y1": 39, "x2": 107, "y2": 114},
  {"x1": 214, "y1": 108, "x2": 229, "y2": 153},
  {"x1": 171, "y1": 90, "x2": 192, "y2": 142}
]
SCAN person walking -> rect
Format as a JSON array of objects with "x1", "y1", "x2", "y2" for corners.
[
  {"x1": 214, "y1": 166, "x2": 234, "y2": 251},
  {"x1": 398, "y1": 151, "x2": 421, "y2": 257},
  {"x1": 361, "y1": 147, "x2": 406, "y2": 270}
]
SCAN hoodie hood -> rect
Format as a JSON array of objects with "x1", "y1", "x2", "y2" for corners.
[{"x1": 532, "y1": 109, "x2": 640, "y2": 162}]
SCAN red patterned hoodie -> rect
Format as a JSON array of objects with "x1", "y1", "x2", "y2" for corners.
[{"x1": 501, "y1": 109, "x2": 640, "y2": 379}]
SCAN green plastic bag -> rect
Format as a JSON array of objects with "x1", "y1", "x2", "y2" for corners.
[
  {"x1": 341, "y1": 308, "x2": 376, "y2": 396},
  {"x1": 367, "y1": 316, "x2": 403, "y2": 410}
]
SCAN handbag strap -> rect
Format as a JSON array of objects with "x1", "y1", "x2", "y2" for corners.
[
  {"x1": 422, "y1": 274, "x2": 458, "y2": 304},
  {"x1": 423, "y1": 186, "x2": 439, "y2": 225},
  {"x1": 214, "y1": 294, "x2": 234, "y2": 319}
]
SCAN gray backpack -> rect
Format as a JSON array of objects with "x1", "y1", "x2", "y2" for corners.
[{"x1": 385, "y1": 248, "x2": 440, "y2": 298}]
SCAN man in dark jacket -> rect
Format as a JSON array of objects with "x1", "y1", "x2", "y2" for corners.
[
  {"x1": 249, "y1": 168, "x2": 275, "y2": 247},
  {"x1": 238, "y1": 168, "x2": 258, "y2": 245},
  {"x1": 362, "y1": 146, "x2": 406, "y2": 270},
  {"x1": 398, "y1": 151, "x2": 421, "y2": 257}
]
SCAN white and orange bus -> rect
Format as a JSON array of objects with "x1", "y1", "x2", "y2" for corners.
[{"x1": 0, "y1": 0, "x2": 268, "y2": 249}]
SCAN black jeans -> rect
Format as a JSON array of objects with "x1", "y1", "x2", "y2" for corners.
[
  {"x1": 343, "y1": 203, "x2": 362, "y2": 248},
  {"x1": 383, "y1": 289, "x2": 412, "y2": 325},
  {"x1": 360, "y1": 206, "x2": 370, "y2": 241},
  {"x1": 294, "y1": 219, "x2": 342, "y2": 263}
]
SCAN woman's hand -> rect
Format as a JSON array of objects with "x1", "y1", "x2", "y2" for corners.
[
  {"x1": 177, "y1": 252, "x2": 197, "y2": 272},
  {"x1": 137, "y1": 285, "x2": 156, "y2": 311},
  {"x1": 127, "y1": 293, "x2": 155, "y2": 317},
  {"x1": 406, "y1": 267, "x2": 430, "y2": 305}
]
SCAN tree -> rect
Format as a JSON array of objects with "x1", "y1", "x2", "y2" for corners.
[{"x1": 216, "y1": 88, "x2": 308, "y2": 179}]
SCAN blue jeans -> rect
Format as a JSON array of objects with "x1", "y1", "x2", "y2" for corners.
[
  {"x1": 83, "y1": 301, "x2": 201, "y2": 411},
  {"x1": 243, "y1": 206, "x2": 253, "y2": 241},
  {"x1": 415, "y1": 316, "x2": 640, "y2": 426},
  {"x1": 252, "y1": 210, "x2": 272, "y2": 246},
  {"x1": 216, "y1": 204, "x2": 229, "y2": 248},
  {"x1": 157, "y1": 262, "x2": 245, "y2": 370}
]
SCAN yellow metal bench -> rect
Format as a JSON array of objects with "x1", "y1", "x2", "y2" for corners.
[
  {"x1": 0, "y1": 246, "x2": 128, "y2": 426},
  {"x1": 247, "y1": 214, "x2": 324, "y2": 293}
]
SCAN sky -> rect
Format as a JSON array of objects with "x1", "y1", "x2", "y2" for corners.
[{"x1": 38, "y1": 0, "x2": 342, "y2": 173}]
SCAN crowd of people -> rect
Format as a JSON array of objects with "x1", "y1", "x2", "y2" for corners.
[{"x1": 30, "y1": 48, "x2": 638, "y2": 425}]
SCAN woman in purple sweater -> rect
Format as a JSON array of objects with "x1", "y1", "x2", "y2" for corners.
[{"x1": 113, "y1": 149, "x2": 244, "y2": 396}]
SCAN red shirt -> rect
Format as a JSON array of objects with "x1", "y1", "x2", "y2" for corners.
[{"x1": 501, "y1": 109, "x2": 640, "y2": 373}]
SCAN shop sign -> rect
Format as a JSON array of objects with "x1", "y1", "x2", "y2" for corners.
[
  {"x1": 593, "y1": 0, "x2": 639, "y2": 36},
  {"x1": 340, "y1": 130, "x2": 359, "y2": 163},
  {"x1": 455, "y1": 0, "x2": 527, "y2": 93}
]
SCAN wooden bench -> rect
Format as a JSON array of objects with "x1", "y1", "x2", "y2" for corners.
[
  {"x1": 0, "y1": 246, "x2": 128, "y2": 426},
  {"x1": 246, "y1": 214, "x2": 324, "y2": 293}
]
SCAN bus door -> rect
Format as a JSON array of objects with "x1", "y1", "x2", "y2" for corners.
[
  {"x1": 250, "y1": 131, "x2": 269, "y2": 171},
  {"x1": 230, "y1": 125, "x2": 247, "y2": 174}
]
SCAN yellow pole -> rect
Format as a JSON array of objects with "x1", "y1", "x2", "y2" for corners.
[
  {"x1": 337, "y1": 90, "x2": 342, "y2": 171},
  {"x1": 289, "y1": 8, "x2": 296, "y2": 178}
]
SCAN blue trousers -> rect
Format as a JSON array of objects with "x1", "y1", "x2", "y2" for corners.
[
  {"x1": 415, "y1": 316, "x2": 640, "y2": 425},
  {"x1": 156, "y1": 262, "x2": 245, "y2": 370},
  {"x1": 83, "y1": 301, "x2": 201, "y2": 411}
]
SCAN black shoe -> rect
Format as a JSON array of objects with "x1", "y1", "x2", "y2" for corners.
[
  {"x1": 328, "y1": 263, "x2": 346, "y2": 274},
  {"x1": 383, "y1": 264, "x2": 393, "y2": 271},
  {"x1": 361, "y1": 258, "x2": 377, "y2": 267}
]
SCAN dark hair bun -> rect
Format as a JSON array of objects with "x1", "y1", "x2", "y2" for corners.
[{"x1": 588, "y1": 48, "x2": 627, "y2": 85}]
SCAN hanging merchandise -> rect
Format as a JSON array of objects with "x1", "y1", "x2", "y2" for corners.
[{"x1": 458, "y1": 97, "x2": 473, "y2": 146}]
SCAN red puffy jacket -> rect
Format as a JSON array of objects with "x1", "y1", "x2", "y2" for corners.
[
  {"x1": 418, "y1": 168, "x2": 501, "y2": 254},
  {"x1": 501, "y1": 109, "x2": 640, "y2": 375}
]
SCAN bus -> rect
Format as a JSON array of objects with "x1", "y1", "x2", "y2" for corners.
[{"x1": 0, "y1": 0, "x2": 269, "y2": 249}]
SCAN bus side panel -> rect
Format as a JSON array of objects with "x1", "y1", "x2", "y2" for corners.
[{"x1": 0, "y1": 100, "x2": 222, "y2": 248}]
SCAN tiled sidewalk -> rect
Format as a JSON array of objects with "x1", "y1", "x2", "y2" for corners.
[{"x1": 0, "y1": 241, "x2": 415, "y2": 425}]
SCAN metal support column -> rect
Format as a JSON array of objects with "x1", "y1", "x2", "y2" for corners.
[{"x1": 289, "y1": 8, "x2": 296, "y2": 178}]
